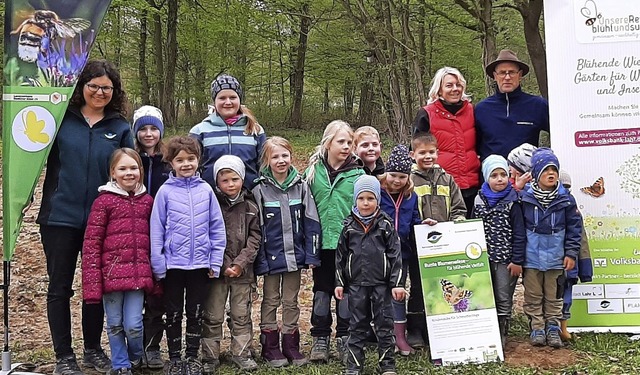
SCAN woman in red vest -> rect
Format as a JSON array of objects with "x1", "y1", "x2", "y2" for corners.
[{"x1": 412, "y1": 66, "x2": 480, "y2": 217}]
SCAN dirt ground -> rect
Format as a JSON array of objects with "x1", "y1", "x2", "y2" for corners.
[{"x1": 0, "y1": 169, "x2": 577, "y2": 373}]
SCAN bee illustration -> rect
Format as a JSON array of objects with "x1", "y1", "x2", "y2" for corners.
[
  {"x1": 581, "y1": 0, "x2": 602, "y2": 26},
  {"x1": 22, "y1": 110, "x2": 50, "y2": 144},
  {"x1": 440, "y1": 279, "x2": 472, "y2": 307},
  {"x1": 581, "y1": 177, "x2": 605, "y2": 198},
  {"x1": 11, "y1": 10, "x2": 91, "y2": 62}
]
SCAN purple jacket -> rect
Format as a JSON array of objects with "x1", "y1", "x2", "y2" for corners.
[{"x1": 150, "y1": 173, "x2": 226, "y2": 279}]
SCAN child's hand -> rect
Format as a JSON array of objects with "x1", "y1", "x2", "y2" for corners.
[
  {"x1": 453, "y1": 216, "x2": 465, "y2": 223},
  {"x1": 335, "y1": 287, "x2": 344, "y2": 300},
  {"x1": 391, "y1": 287, "x2": 406, "y2": 301},
  {"x1": 507, "y1": 263, "x2": 522, "y2": 277},
  {"x1": 564, "y1": 256, "x2": 576, "y2": 271},
  {"x1": 225, "y1": 265, "x2": 242, "y2": 278},
  {"x1": 208, "y1": 269, "x2": 217, "y2": 278},
  {"x1": 308, "y1": 264, "x2": 316, "y2": 269},
  {"x1": 515, "y1": 172, "x2": 532, "y2": 190},
  {"x1": 422, "y1": 218, "x2": 438, "y2": 226}
]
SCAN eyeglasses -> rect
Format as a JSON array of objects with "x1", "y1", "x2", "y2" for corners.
[
  {"x1": 85, "y1": 83, "x2": 114, "y2": 94},
  {"x1": 495, "y1": 70, "x2": 521, "y2": 78}
]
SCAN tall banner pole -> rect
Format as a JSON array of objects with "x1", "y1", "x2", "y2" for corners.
[
  {"x1": 544, "y1": 0, "x2": 640, "y2": 331},
  {"x1": 2, "y1": 0, "x2": 113, "y2": 371}
]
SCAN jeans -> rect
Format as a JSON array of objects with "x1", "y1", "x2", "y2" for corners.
[
  {"x1": 40, "y1": 225, "x2": 105, "y2": 359},
  {"x1": 104, "y1": 290, "x2": 145, "y2": 369},
  {"x1": 489, "y1": 261, "x2": 518, "y2": 317}
]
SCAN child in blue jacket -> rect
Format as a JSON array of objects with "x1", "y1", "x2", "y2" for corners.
[{"x1": 520, "y1": 148, "x2": 582, "y2": 349}]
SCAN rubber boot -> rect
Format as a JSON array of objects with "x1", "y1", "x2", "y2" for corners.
[
  {"x1": 406, "y1": 314, "x2": 426, "y2": 349},
  {"x1": 559, "y1": 320, "x2": 572, "y2": 341},
  {"x1": 497, "y1": 316, "x2": 508, "y2": 348},
  {"x1": 393, "y1": 323, "x2": 414, "y2": 356},
  {"x1": 282, "y1": 330, "x2": 308, "y2": 366},
  {"x1": 260, "y1": 330, "x2": 288, "y2": 368}
]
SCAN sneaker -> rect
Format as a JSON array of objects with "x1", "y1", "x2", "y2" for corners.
[
  {"x1": 144, "y1": 350, "x2": 164, "y2": 370},
  {"x1": 530, "y1": 329, "x2": 546, "y2": 346},
  {"x1": 164, "y1": 359, "x2": 183, "y2": 375},
  {"x1": 108, "y1": 369, "x2": 133, "y2": 375},
  {"x1": 130, "y1": 357, "x2": 142, "y2": 371},
  {"x1": 336, "y1": 336, "x2": 348, "y2": 364},
  {"x1": 202, "y1": 359, "x2": 220, "y2": 375},
  {"x1": 185, "y1": 357, "x2": 203, "y2": 375},
  {"x1": 231, "y1": 356, "x2": 258, "y2": 371},
  {"x1": 53, "y1": 356, "x2": 84, "y2": 375},
  {"x1": 309, "y1": 336, "x2": 330, "y2": 362},
  {"x1": 546, "y1": 325, "x2": 563, "y2": 348},
  {"x1": 381, "y1": 371, "x2": 397, "y2": 375},
  {"x1": 83, "y1": 349, "x2": 112, "y2": 373}
]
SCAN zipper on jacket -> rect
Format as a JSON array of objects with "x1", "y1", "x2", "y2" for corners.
[
  {"x1": 506, "y1": 92, "x2": 510, "y2": 117},
  {"x1": 551, "y1": 212, "x2": 556, "y2": 234},
  {"x1": 347, "y1": 253, "x2": 352, "y2": 279},
  {"x1": 533, "y1": 206, "x2": 538, "y2": 232},
  {"x1": 383, "y1": 252, "x2": 388, "y2": 278},
  {"x1": 227, "y1": 125, "x2": 232, "y2": 154},
  {"x1": 83, "y1": 129, "x2": 93, "y2": 224},
  {"x1": 295, "y1": 209, "x2": 300, "y2": 233},
  {"x1": 187, "y1": 179, "x2": 195, "y2": 264},
  {"x1": 147, "y1": 157, "x2": 153, "y2": 191}
]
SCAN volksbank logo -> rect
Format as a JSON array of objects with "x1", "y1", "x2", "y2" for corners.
[
  {"x1": 427, "y1": 231, "x2": 443, "y2": 244},
  {"x1": 594, "y1": 258, "x2": 607, "y2": 267}
]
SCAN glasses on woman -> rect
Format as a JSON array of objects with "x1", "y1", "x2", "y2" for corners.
[
  {"x1": 495, "y1": 70, "x2": 521, "y2": 78},
  {"x1": 85, "y1": 83, "x2": 114, "y2": 94}
]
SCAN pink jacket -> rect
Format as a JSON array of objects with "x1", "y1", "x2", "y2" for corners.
[{"x1": 82, "y1": 182, "x2": 154, "y2": 304}]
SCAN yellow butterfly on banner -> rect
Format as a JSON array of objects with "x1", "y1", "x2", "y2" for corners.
[{"x1": 22, "y1": 110, "x2": 50, "y2": 144}]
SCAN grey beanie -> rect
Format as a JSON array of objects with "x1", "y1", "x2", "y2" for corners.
[
  {"x1": 482, "y1": 155, "x2": 509, "y2": 182},
  {"x1": 507, "y1": 143, "x2": 537, "y2": 174},
  {"x1": 210, "y1": 74, "x2": 243, "y2": 101},
  {"x1": 353, "y1": 175, "x2": 381, "y2": 205},
  {"x1": 213, "y1": 155, "x2": 246, "y2": 182}
]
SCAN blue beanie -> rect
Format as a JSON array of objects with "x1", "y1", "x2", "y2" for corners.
[
  {"x1": 133, "y1": 105, "x2": 164, "y2": 137},
  {"x1": 531, "y1": 147, "x2": 560, "y2": 182},
  {"x1": 482, "y1": 155, "x2": 509, "y2": 182},
  {"x1": 353, "y1": 175, "x2": 381, "y2": 204}
]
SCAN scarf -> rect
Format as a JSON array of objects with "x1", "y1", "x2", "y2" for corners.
[
  {"x1": 322, "y1": 154, "x2": 361, "y2": 184},
  {"x1": 352, "y1": 207, "x2": 379, "y2": 226},
  {"x1": 480, "y1": 182, "x2": 512, "y2": 208},
  {"x1": 224, "y1": 114, "x2": 242, "y2": 125},
  {"x1": 531, "y1": 181, "x2": 559, "y2": 208}
]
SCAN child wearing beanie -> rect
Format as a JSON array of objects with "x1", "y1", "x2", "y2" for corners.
[
  {"x1": 378, "y1": 145, "x2": 422, "y2": 355},
  {"x1": 507, "y1": 142, "x2": 537, "y2": 190},
  {"x1": 335, "y1": 175, "x2": 404, "y2": 375},
  {"x1": 190, "y1": 74, "x2": 266, "y2": 190},
  {"x1": 200, "y1": 155, "x2": 261, "y2": 373},
  {"x1": 520, "y1": 148, "x2": 582, "y2": 349},
  {"x1": 471, "y1": 154, "x2": 525, "y2": 347}
]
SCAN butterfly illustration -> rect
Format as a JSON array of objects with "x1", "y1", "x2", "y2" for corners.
[
  {"x1": 440, "y1": 279, "x2": 472, "y2": 307},
  {"x1": 581, "y1": 177, "x2": 605, "y2": 198},
  {"x1": 581, "y1": 0, "x2": 602, "y2": 26},
  {"x1": 22, "y1": 110, "x2": 50, "y2": 144}
]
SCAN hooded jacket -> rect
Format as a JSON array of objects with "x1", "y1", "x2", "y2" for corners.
[
  {"x1": 215, "y1": 188, "x2": 261, "y2": 283},
  {"x1": 150, "y1": 173, "x2": 226, "y2": 279},
  {"x1": 475, "y1": 86, "x2": 549, "y2": 160},
  {"x1": 82, "y1": 182, "x2": 154, "y2": 304},
  {"x1": 410, "y1": 166, "x2": 467, "y2": 222},
  {"x1": 335, "y1": 211, "x2": 402, "y2": 288},
  {"x1": 252, "y1": 168, "x2": 322, "y2": 275},
  {"x1": 37, "y1": 107, "x2": 134, "y2": 228},
  {"x1": 189, "y1": 113, "x2": 266, "y2": 190}
]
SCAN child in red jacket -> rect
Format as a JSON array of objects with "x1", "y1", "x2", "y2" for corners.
[{"x1": 82, "y1": 148, "x2": 155, "y2": 375}]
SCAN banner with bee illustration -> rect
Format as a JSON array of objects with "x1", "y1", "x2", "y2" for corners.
[
  {"x1": 545, "y1": 0, "x2": 640, "y2": 331},
  {"x1": 414, "y1": 220, "x2": 504, "y2": 365},
  {"x1": 2, "y1": 0, "x2": 112, "y2": 260}
]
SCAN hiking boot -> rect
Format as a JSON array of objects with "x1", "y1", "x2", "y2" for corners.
[
  {"x1": 546, "y1": 325, "x2": 563, "y2": 348},
  {"x1": 144, "y1": 350, "x2": 164, "y2": 369},
  {"x1": 530, "y1": 329, "x2": 546, "y2": 346},
  {"x1": 83, "y1": 348, "x2": 112, "y2": 373},
  {"x1": 108, "y1": 369, "x2": 133, "y2": 375},
  {"x1": 130, "y1": 357, "x2": 143, "y2": 371},
  {"x1": 336, "y1": 336, "x2": 348, "y2": 364},
  {"x1": 309, "y1": 336, "x2": 330, "y2": 362},
  {"x1": 53, "y1": 355, "x2": 84, "y2": 375},
  {"x1": 260, "y1": 330, "x2": 288, "y2": 367},
  {"x1": 282, "y1": 330, "x2": 308, "y2": 366},
  {"x1": 164, "y1": 359, "x2": 183, "y2": 375},
  {"x1": 231, "y1": 356, "x2": 258, "y2": 371},
  {"x1": 202, "y1": 359, "x2": 220, "y2": 375},
  {"x1": 185, "y1": 357, "x2": 203, "y2": 375}
]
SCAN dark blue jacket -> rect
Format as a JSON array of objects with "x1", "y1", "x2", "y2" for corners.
[
  {"x1": 379, "y1": 189, "x2": 421, "y2": 261},
  {"x1": 140, "y1": 153, "x2": 170, "y2": 198},
  {"x1": 520, "y1": 185, "x2": 582, "y2": 271},
  {"x1": 475, "y1": 86, "x2": 549, "y2": 160},
  {"x1": 37, "y1": 107, "x2": 133, "y2": 229}
]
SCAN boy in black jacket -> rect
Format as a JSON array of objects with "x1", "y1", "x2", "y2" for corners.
[{"x1": 335, "y1": 175, "x2": 405, "y2": 375}]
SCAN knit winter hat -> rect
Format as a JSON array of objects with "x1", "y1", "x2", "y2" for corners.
[
  {"x1": 210, "y1": 74, "x2": 243, "y2": 101},
  {"x1": 531, "y1": 147, "x2": 560, "y2": 182},
  {"x1": 507, "y1": 143, "x2": 537, "y2": 174},
  {"x1": 385, "y1": 144, "x2": 412, "y2": 174},
  {"x1": 132, "y1": 105, "x2": 164, "y2": 137},
  {"x1": 482, "y1": 155, "x2": 509, "y2": 182},
  {"x1": 559, "y1": 169, "x2": 572, "y2": 188},
  {"x1": 213, "y1": 155, "x2": 246, "y2": 182},
  {"x1": 353, "y1": 175, "x2": 381, "y2": 204}
]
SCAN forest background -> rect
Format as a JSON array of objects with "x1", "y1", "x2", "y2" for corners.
[{"x1": 1, "y1": 0, "x2": 546, "y2": 141}]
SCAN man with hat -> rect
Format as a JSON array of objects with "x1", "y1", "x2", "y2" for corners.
[{"x1": 475, "y1": 49, "x2": 550, "y2": 161}]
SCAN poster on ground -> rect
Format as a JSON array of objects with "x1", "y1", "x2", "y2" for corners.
[
  {"x1": 414, "y1": 220, "x2": 504, "y2": 365},
  {"x1": 544, "y1": 0, "x2": 640, "y2": 331},
  {"x1": 2, "y1": 0, "x2": 112, "y2": 260}
]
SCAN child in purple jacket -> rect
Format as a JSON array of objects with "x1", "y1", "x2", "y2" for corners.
[{"x1": 150, "y1": 136, "x2": 227, "y2": 375}]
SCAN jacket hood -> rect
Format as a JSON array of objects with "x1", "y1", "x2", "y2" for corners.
[
  {"x1": 201, "y1": 112, "x2": 248, "y2": 128},
  {"x1": 98, "y1": 180, "x2": 147, "y2": 196},
  {"x1": 257, "y1": 166, "x2": 301, "y2": 190}
]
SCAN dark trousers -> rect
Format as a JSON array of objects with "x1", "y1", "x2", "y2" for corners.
[
  {"x1": 310, "y1": 250, "x2": 349, "y2": 338},
  {"x1": 164, "y1": 268, "x2": 209, "y2": 360},
  {"x1": 406, "y1": 249, "x2": 427, "y2": 332},
  {"x1": 346, "y1": 285, "x2": 395, "y2": 372},
  {"x1": 40, "y1": 225, "x2": 105, "y2": 359},
  {"x1": 143, "y1": 293, "x2": 165, "y2": 352},
  {"x1": 462, "y1": 187, "x2": 478, "y2": 219}
]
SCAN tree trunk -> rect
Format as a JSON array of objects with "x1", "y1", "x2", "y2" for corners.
[
  {"x1": 517, "y1": 0, "x2": 547, "y2": 98},
  {"x1": 290, "y1": 3, "x2": 311, "y2": 129},
  {"x1": 163, "y1": 0, "x2": 178, "y2": 127},
  {"x1": 477, "y1": 0, "x2": 497, "y2": 95},
  {"x1": 357, "y1": 64, "x2": 375, "y2": 127},
  {"x1": 343, "y1": 77, "x2": 354, "y2": 117},
  {"x1": 323, "y1": 81, "x2": 330, "y2": 113},
  {"x1": 138, "y1": 9, "x2": 150, "y2": 105},
  {"x1": 150, "y1": 0, "x2": 164, "y2": 109}
]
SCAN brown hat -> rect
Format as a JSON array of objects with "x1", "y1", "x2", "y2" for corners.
[{"x1": 485, "y1": 49, "x2": 530, "y2": 77}]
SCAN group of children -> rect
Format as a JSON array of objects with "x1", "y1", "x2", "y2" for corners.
[{"x1": 80, "y1": 73, "x2": 592, "y2": 375}]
